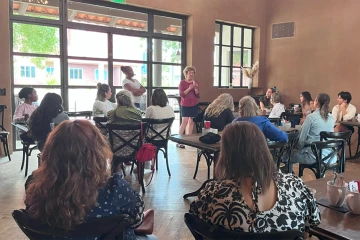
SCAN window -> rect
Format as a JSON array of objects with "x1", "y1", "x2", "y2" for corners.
[
  {"x1": 46, "y1": 67, "x2": 54, "y2": 75},
  {"x1": 20, "y1": 66, "x2": 36, "y2": 78},
  {"x1": 69, "y1": 68, "x2": 83, "y2": 80},
  {"x1": 95, "y1": 69, "x2": 108, "y2": 81},
  {"x1": 214, "y1": 22, "x2": 254, "y2": 88}
]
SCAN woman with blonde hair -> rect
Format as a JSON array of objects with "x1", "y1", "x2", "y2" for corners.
[
  {"x1": 203, "y1": 93, "x2": 234, "y2": 131},
  {"x1": 107, "y1": 89, "x2": 142, "y2": 125},
  {"x1": 233, "y1": 96, "x2": 287, "y2": 142},
  {"x1": 190, "y1": 121, "x2": 320, "y2": 233},
  {"x1": 24, "y1": 120, "x2": 155, "y2": 240}
]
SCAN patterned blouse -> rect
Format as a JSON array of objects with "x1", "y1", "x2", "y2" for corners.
[{"x1": 189, "y1": 172, "x2": 320, "y2": 233}]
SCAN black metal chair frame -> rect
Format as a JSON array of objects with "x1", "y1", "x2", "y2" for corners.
[
  {"x1": 21, "y1": 138, "x2": 38, "y2": 177},
  {"x1": 184, "y1": 213, "x2": 304, "y2": 240},
  {"x1": 320, "y1": 130, "x2": 352, "y2": 173},
  {"x1": 64, "y1": 111, "x2": 92, "y2": 119},
  {"x1": 12, "y1": 209, "x2": 131, "y2": 240},
  {"x1": 299, "y1": 139, "x2": 344, "y2": 179},
  {"x1": 141, "y1": 117, "x2": 174, "y2": 177},
  {"x1": 0, "y1": 105, "x2": 11, "y2": 161},
  {"x1": 106, "y1": 123, "x2": 147, "y2": 193}
]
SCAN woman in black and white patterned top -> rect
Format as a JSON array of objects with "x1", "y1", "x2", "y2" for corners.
[{"x1": 189, "y1": 121, "x2": 320, "y2": 233}]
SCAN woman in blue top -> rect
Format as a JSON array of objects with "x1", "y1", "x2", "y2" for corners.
[
  {"x1": 288, "y1": 93, "x2": 336, "y2": 171},
  {"x1": 233, "y1": 96, "x2": 288, "y2": 142}
]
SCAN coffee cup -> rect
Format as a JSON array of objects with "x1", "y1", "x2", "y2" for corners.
[
  {"x1": 345, "y1": 191, "x2": 360, "y2": 214},
  {"x1": 327, "y1": 181, "x2": 348, "y2": 207},
  {"x1": 204, "y1": 121, "x2": 211, "y2": 129},
  {"x1": 283, "y1": 122, "x2": 291, "y2": 131}
]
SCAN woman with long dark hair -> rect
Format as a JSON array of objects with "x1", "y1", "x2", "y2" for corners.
[
  {"x1": 299, "y1": 91, "x2": 314, "y2": 124},
  {"x1": 28, "y1": 93, "x2": 68, "y2": 150},
  {"x1": 289, "y1": 93, "x2": 335, "y2": 171},
  {"x1": 189, "y1": 121, "x2": 320, "y2": 233},
  {"x1": 24, "y1": 120, "x2": 153, "y2": 240}
]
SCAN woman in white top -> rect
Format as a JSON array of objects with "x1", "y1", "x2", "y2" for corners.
[
  {"x1": 93, "y1": 83, "x2": 116, "y2": 117},
  {"x1": 13, "y1": 87, "x2": 38, "y2": 123},
  {"x1": 269, "y1": 92, "x2": 285, "y2": 118},
  {"x1": 121, "y1": 66, "x2": 146, "y2": 109},
  {"x1": 145, "y1": 89, "x2": 175, "y2": 139}
]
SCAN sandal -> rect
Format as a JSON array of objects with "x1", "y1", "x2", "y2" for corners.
[{"x1": 176, "y1": 143, "x2": 185, "y2": 149}]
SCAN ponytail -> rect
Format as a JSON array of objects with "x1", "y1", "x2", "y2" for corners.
[{"x1": 317, "y1": 93, "x2": 330, "y2": 121}]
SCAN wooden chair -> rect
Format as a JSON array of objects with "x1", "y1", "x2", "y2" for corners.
[
  {"x1": 267, "y1": 141, "x2": 287, "y2": 171},
  {"x1": 0, "y1": 105, "x2": 11, "y2": 161},
  {"x1": 12, "y1": 209, "x2": 131, "y2": 240},
  {"x1": 184, "y1": 213, "x2": 304, "y2": 240},
  {"x1": 106, "y1": 123, "x2": 147, "y2": 193},
  {"x1": 93, "y1": 116, "x2": 108, "y2": 136},
  {"x1": 268, "y1": 117, "x2": 280, "y2": 126},
  {"x1": 64, "y1": 111, "x2": 92, "y2": 119},
  {"x1": 299, "y1": 140, "x2": 344, "y2": 179},
  {"x1": 141, "y1": 117, "x2": 174, "y2": 176},
  {"x1": 21, "y1": 137, "x2": 38, "y2": 177},
  {"x1": 320, "y1": 131, "x2": 352, "y2": 172},
  {"x1": 281, "y1": 130, "x2": 300, "y2": 174}
]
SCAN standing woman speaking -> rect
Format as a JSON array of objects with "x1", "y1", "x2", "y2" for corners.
[
  {"x1": 178, "y1": 66, "x2": 200, "y2": 148},
  {"x1": 121, "y1": 66, "x2": 146, "y2": 109}
]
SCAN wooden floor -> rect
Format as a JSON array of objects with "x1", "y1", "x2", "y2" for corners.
[{"x1": 1, "y1": 141, "x2": 360, "y2": 240}]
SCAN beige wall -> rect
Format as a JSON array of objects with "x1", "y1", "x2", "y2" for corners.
[
  {"x1": 0, "y1": 0, "x2": 11, "y2": 154},
  {"x1": 265, "y1": 0, "x2": 360, "y2": 109},
  {"x1": 128, "y1": 0, "x2": 268, "y2": 101}
]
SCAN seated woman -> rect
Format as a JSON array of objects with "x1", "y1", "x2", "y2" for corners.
[
  {"x1": 145, "y1": 89, "x2": 175, "y2": 138},
  {"x1": 268, "y1": 92, "x2": 285, "y2": 118},
  {"x1": 203, "y1": 93, "x2": 234, "y2": 131},
  {"x1": 288, "y1": 93, "x2": 336, "y2": 171},
  {"x1": 28, "y1": 93, "x2": 69, "y2": 151},
  {"x1": 299, "y1": 91, "x2": 314, "y2": 125},
  {"x1": 108, "y1": 90, "x2": 142, "y2": 125},
  {"x1": 13, "y1": 87, "x2": 38, "y2": 123},
  {"x1": 233, "y1": 96, "x2": 288, "y2": 142},
  {"x1": 24, "y1": 120, "x2": 156, "y2": 240},
  {"x1": 93, "y1": 83, "x2": 116, "y2": 117},
  {"x1": 190, "y1": 121, "x2": 320, "y2": 233}
]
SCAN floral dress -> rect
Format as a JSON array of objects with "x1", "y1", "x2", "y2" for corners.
[{"x1": 189, "y1": 172, "x2": 320, "y2": 233}]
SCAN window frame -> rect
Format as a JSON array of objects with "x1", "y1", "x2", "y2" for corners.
[{"x1": 214, "y1": 21, "x2": 254, "y2": 88}]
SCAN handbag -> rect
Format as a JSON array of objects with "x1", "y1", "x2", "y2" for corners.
[
  {"x1": 134, "y1": 209, "x2": 154, "y2": 235},
  {"x1": 199, "y1": 132, "x2": 221, "y2": 144},
  {"x1": 134, "y1": 122, "x2": 157, "y2": 186}
]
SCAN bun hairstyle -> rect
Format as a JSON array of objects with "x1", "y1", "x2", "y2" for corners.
[
  {"x1": 120, "y1": 66, "x2": 129, "y2": 74},
  {"x1": 19, "y1": 87, "x2": 35, "y2": 99},
  {"x1": 316, "y1": 93, "x2": 330, "y2": 121},
  {"x1": 96, "y1": 83, "x2": 110, "y2": 101}
]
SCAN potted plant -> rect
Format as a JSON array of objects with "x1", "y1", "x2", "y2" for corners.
[{"x1": 241, "y1": 61, "x2": 259, "y2": 89}]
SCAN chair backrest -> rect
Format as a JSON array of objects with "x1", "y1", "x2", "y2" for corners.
[
  {"x1": 320, "y1": 131, "x2": 352, "y2": 142},
  {"x1": 93, "y1": 117, "x2": 108, "y2": 135},
  {"x1": 286, "y1": 130, "x2": 300, "y2": 150},
  {"x1": 184, "y1": 213, "x2": 304, "y2": 240},
  {"x1": 267, "y1": 141, "x2": 287, "y2": 170},
  {"x1": 12, "y1": 209, "x2": 131, "y2": 240},
  {"x1": 0, "y1": 105, "x2": 7, "y2": 130},
  {"x1": 64, "y1": 111, "x2": 92, "y2": 119},
  {"x1": 141, "y1": 117, "x2": 174, "y2": 141},
  {"x1": 106, "y1": 123, "x2": 147, "y2": 158},
  {"x1": 311, "y1": 139, "x2": 344, "y2": 171},
  {"x1": 268, "y1": 117, "x2": 280, "y2": 126}
]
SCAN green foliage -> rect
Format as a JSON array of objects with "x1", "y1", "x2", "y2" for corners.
[
  {"x1": 163, "y1": 40, "x2": 181, "y2": 63},
  {"x1": 46, "y1": 75, "x2": 60, "y2": 85},
  {"x1": 13, "y1": 23, "x2": 59, "y2": 68}
]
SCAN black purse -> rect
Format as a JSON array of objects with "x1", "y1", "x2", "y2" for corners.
[{"x1": 199, "y1": 132, "x2": 221, "y2": 144}]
